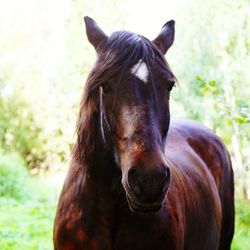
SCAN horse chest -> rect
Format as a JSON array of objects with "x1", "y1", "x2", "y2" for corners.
[{"x1": 111, "y1": 211, "x2": 178, "y2": 250}]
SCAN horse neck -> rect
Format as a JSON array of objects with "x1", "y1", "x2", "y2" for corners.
[
  {"x1": 71, "y1": 103, "x2": 127, "y2": 215},
  {"x1": 73, "y1": 125, "x2": 121, "y2": 193}
]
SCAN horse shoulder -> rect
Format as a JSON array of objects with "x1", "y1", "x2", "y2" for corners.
[
  {"x1": 164, "y1": 120, "x2": 223, "y2": 249},
  {"x1": 169, "y1": 120, "x2": 235, "y2": 249},
  {"x1": 168, "y1": 119, "x2": 232, "y2": 191}
]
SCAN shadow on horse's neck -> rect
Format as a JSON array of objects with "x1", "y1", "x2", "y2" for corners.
[
  {"x1": 92, "y1": 140, "x2": 121, "y2": 185},
  {"x1": 78, "y1": 120, "x2": 121, "y2": 188},
  {"x1": 80, "y1": 135, "x2": 128, "y2": 217}
]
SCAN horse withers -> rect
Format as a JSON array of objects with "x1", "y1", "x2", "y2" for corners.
[{"x1": 54, "y1": 17, "x2": 234, "y2": 250}]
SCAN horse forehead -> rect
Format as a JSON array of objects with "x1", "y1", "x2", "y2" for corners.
[{"x1": 131, "y1": 59, "x2": 149, "y2": 83}]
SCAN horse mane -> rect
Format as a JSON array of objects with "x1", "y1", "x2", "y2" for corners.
[{"x1": 73, "y1": 31, "x2": 175, "y2": 169}]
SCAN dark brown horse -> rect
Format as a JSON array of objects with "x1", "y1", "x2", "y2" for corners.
[{"x1": 54, "y1": 17, "x2": 234, "y2": 250}]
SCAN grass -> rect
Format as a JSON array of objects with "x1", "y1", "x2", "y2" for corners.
[
  {"x1": 0, "y1": 197, "x2": 55, "y2": 250},
  {"x1": 0, "y1": 171, "x2": 249, "y2": 250},
  {"x1": 231, "y1": 199, "x2": 250, "y2": 250},
  {"x1": 0, "y1": 171, "x2": 64, "y2": 250}
]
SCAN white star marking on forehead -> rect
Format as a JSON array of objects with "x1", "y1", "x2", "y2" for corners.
[{"x1": 131, "y1": 59, "x2": 149, "y2": 83}]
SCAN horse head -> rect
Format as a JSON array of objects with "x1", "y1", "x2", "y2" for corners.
[{"x1": 84, "y1": 17, "x2": 176, "y2": 213}]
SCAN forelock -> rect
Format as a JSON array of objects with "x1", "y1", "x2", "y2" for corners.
[{"x1": 84, "y1": 31, "x2": 171, "y2": 97}]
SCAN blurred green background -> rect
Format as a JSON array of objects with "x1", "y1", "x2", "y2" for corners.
[{"x1": 0, "y1": 0, "x2": 249, "y2": 249}]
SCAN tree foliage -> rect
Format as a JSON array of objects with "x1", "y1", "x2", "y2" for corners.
[{"x1": 169, "y1": 0, "x2": 250, "y2": 197}]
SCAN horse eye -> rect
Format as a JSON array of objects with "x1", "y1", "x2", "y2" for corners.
[
  {"x1": 167, "y1": 82, "x2": 175, "y2": 92},
  {"x1": 102, "y1": 83, "x2": 112, "y2": 94}
]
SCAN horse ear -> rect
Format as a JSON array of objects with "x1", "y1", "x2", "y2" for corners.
[
  {"x1": 84, "y1": 16, "x2": 108, "y2": 52},
  {"x1": 152, "y1": 20, "x2": 175, "y2": 55}
]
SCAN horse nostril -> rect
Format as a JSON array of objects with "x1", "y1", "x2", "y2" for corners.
[{"x1": 128, "y1": 166, "x2": 142, "y2": 196}]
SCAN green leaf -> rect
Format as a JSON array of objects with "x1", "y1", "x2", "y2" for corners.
[{"x1": 208, "y1": 80, "x2": 216, "y2": 87}]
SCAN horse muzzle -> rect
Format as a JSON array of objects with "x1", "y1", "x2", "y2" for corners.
[{"x1": 123, "y1": 164, "x2": 171, "y2": 213}]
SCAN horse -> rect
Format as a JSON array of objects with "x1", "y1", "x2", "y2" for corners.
[{"x1": 53, "y1": 16, "x2": 235, "y2": 250}]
